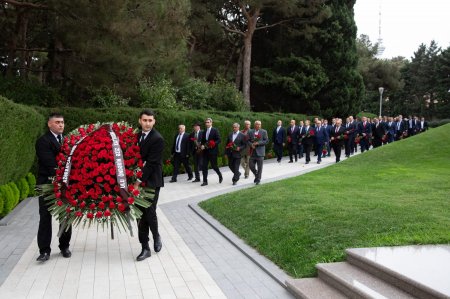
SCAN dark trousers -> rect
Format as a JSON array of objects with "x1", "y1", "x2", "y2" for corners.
[
  {"x1": 360, "y1": 138, "x2": 370, "y2": 152},
  {"x1": 202, "y1": 151, "x2": 222, "y2": 183},
  {"x1": 387, "y1": 133, "x2": 394, "y2": 143},
  {"x1": 326, "y1": 142, "x2": 331, "y2": 156},
  {"x1": 316, "y1": 142, "x2": 325, "y2": 162},
  {"x1": 303, "y1": 143, "x2": 312, "y2": 162},
  {"x1": 273, "y1": 143, "x2": 283, "y2": 161},
  {"x1": 138, "y1": 187, "x2": 160, "y2": 248},
  {"x1": 249, "y1": 156, "x2": 264, "y2": 182},
  {"x1": 297, "y1": 143, "x2": 304, "y2": 157},
  {"x1": 332, "y1": 143, "x2": 342, "y2": 162},
  {"x1": 172, "y1": 153, "x2": 192, "y2": 179},
  {"x1": 192, "y1": 153, "x2": 202, "y2": 180},
  {"x1": 351, "y1": 134, "x2": 357, "y2": 153},
  {"x1": 38, "y1": 196, "x2": 72, "y2": 254},
  {"x1": 228, "y1": 156, "x2": 241, "y2": 182},
  {"x1": 372, "y1": 138, "x2": 382, "y2": 148},
  {"x1": 288, "y1": 143, "x2": 298, "y2": 161},
  {"x1": 344, "y1": 139, "x2": 351, "y2": 156}
]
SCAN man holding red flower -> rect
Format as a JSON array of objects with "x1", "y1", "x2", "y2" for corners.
[
  {"x1": 300, "y1": 120, "x2": 314, "y2": 164},
  {"x1": 200, "y1": 118, "x2": 223, "y2": 186},
  {"x1": 225, "y1": 123, "x2": 247, "y2": 185},
  {"x1": 134, "y1": 109, "x2": 164, "y2": 261},
  {"x1": 248, "y1": 120, "x2": 269, "y2": 185}
]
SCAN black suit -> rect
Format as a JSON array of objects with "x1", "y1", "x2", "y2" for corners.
[
  {"x1": 287, "y1": 126, "x2": 300, "y2": 162},
  {"x1": 35, "y1": 130, "x2": 72, "y2": 255},
  {"x1": 272, "y1": 126, "x2": 286, "y2": 162},
  {"x1": 372, "y1": 123, "x2": 386, "y2": 148},
  {"x1": 189, "y1": 130, "x2": 203, "y2": 180},
  {"x1": 301, "y1": 126, "x2": 314, "y2": 163},
  {"x1": 343, "y1": 122, "x2": 354, "y2": 157},
  {"x1": 225, "y1": 132, "x2": 247, "y2": 182},
  {"x1": 357, "y1": 121, "x2": 372, "y2": 152},
  {"x1": 138, "y1": 129, "x2": 164, "y2": 248},
  {"x1": 330, "y1": 126, "x2": 346, "y2": 162},
  {"x1": 171, "y1": 132, "x2": 193, "y2": 180},
  {"x1": 201, "y1": 127, "x2": 222, "y2": 183}
]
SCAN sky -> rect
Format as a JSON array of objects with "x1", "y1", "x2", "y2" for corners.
[{"x1": 353, "y1": 0, "x2": 450, "y2": 60}]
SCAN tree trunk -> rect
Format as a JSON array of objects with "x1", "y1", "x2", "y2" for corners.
[
  {"x1": 235, "y1": 46, "x2": 244, "y2": 90},
  {"x1": 241, "y1": 8, "x2": 259, "y2": 108}
]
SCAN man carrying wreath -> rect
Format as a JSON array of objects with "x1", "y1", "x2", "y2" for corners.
[
  {"x1": 225, "y1": 123, "x2": 247, "y2": 185},
  {"x1": 134, "y1": 109, "x2": 164, "y2": 261},
  {"x1": 35, "y1": 113, "x2": 72, "y2": 262}
]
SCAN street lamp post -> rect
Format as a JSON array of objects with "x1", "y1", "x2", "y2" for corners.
[{"x1": 378, "y1": 87, "x2": 384, "y2": 117}]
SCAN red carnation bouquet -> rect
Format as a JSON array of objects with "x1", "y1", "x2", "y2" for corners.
[
  {"x1": 39, "y1": 122, "x2": 153, "y2": 238},
  {"x1": 206, "y1": 140, "x2": 216, "y2": 149},
  {"x1": 287, "y1": 136, "x2": 292, "y2": 143},
  {"x1": 306, "y1": 129, "x2": 315, "y2": 137},
  {"x1": 226, "y1": 141, "x2": 237, "y2": 151}
]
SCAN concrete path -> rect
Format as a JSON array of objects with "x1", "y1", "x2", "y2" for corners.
[{"x1": 0, "y1": 152, "x2": 350, "y2": 299}]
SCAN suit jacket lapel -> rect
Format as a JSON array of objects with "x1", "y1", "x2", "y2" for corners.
[{"x1": 48, "y1": 131, "x2": 61, "y2": 150}]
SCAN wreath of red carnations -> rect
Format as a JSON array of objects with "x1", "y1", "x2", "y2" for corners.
[{"x1": 40, "y1": 122, "x2": 153, "y2": 238}]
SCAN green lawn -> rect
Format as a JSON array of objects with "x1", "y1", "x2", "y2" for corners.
[{"x1": 199, "y1": 124, "x2": 450, "y2": 278}]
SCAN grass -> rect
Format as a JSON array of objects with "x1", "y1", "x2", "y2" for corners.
[{"x1": 199, "y1": 124, "x2": 450, "y2": 278}]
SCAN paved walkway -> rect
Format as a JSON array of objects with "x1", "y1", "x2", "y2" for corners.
[{"x1": 0, "y1": 152, "x2": 351, "y2": 299}]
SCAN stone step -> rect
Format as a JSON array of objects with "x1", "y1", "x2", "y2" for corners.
[
  {"x1": 317, "y1": 262, "x2": 416, "y2": 299},
  {"x1": 286, "y1": 277, "x2": 347, "y2": 299},
  {"x1": 346, "y1": 247, "x2": 450, "y2": 299}
]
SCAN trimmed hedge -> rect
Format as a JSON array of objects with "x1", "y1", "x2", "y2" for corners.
[
  {"x1": 0, "y1": 96, "x2": 45, "y2": 185},
  {"x1": 0, "y1": 173, "x2": 36, "y2": 217},
  {"x1": 34, "y1": 107, "x2": 312, "y2": 161},
  {"x1": 429, "y1": 119, "x2": 450, "y2": 128}
]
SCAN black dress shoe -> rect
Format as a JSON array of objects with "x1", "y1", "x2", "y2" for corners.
[
  {"x1": 136, "y1": 248, "x2": 151, "y2": 261},
  {"x1": 288, "y1": 161, "x2": 293, "y2": 163},
  {"x1": 219, "y1": 176, "x2": 223, "y2": 183},
  {"x1": 169, "y1": 179, "x2": 177, "y2": 183},
  {"x1": 232, "y1": 181, "x2": 237, "y2": 185},
  {"x1": 154, "y1": 236, "x2": 162, "y2": 252},
  {"x1": 192, "y1": 179, "x2": 200, "y2": 182},
  {"x1": 317, "y1": 161, "x2": 321, "y2": 164},
  {"x1": 36, "y1": 252, "x2": 50, "y2": 262},
  {"x1": 201, "y1": 182, "x2": 208, "y2": 186},
  {"x1": 187, "y1": 176, "x2": 193, "y2": 181},
  {"x1": 305, "y1": 161, "x2": 309, "y2": 164},
  {"x1": 61, "y1": 248, "x2": 72, "y2": 258},
  {"x1": 245, "y1": 175, "x2": 248, "y2": 179},
  {"x1": 255, "y1": 181, "x2": 260, "y2": 185}
]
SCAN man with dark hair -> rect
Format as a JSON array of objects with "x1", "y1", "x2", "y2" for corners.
[
  {"x1": 225, "y1": 123, "x2": 247, "y2": 185},
  {"x1": 200, "y1": 118, "x2": 223, "y2": 186},
  {"x1": 134, "y1": 109, "x2": 164, "y2": 261},
  {"x1": 35, "y1": 113, "x2": 72, "y2": 262}
]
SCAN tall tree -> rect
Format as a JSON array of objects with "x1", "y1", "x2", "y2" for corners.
[{"x1": 216, "y1": 0, "x2": 325, "y2": 108}]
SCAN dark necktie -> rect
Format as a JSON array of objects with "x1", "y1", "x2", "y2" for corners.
[
  {"x1": 57, "y1": 135, "x2": 62, "y2": 144},
  {"x1": 139, "y1": 133, "x2": 146, "y2": 144}
]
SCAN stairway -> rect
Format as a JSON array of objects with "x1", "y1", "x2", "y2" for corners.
[{"x1": 286, "y1": 245, "x2": 450, "y2": 299}]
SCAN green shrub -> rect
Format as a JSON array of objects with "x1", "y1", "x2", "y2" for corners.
[
  {"x1": 90, "y1": 86, "x2": 130, "y2": 108},
  {"x1": 9, "y1": 182, "x2": 20, "y2": 207},
  {"x1": 0, "y1": 190, "x2": 4, "y2": 216},
  {"x1": 17, "y1": 178, "x2": 29, "y2": 201},
  {"x1": 0, "y1": 184, "x2": 14, "y2": 216},
  {"x1": 0, "y1": 96, "x2": 45, "y2": 185},
  {"x1": 0, "y1": 77, "x2": 65, "y2": 106},
  {"x1": 210, "y1": 78, "x2": 249, "y2": 112},
  {"x1": 356, "y1": 111, "x2": 378, "y2": 119},
  {"x1": 178, "y1": 78, "x2": 211, "y2": 110},
  {"x1": 429, "y1": 119, "x2": 450, "y2": 128},
  {"x1": 138, "y1": 77, "x2": 178, "y2": 109},
  {"x1": 26, "y1": 173, "x2": 37, "y2": 196}
]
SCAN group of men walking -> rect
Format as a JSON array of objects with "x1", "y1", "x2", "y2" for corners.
[{"x1": 169, "y1": 114, "x2": 430, "y2": 188}]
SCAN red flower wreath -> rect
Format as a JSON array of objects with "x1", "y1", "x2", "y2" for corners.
[{"x1": 39, "y1": 122, "x2": 153, "y2": 238}]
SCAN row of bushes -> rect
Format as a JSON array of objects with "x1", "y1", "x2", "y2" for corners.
[
  {"x1": 1, "y1": 76, "x2": 249, "y2": 112},
  {"x1": 0, "y1": 96, "x2": 45, "y2": 185},
  {"x1": 0, "y1": 173, "x2": 36, "y2": 217},
  {"x1": 429, "y1": 119, "x2": 450, "y2": 128}
]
